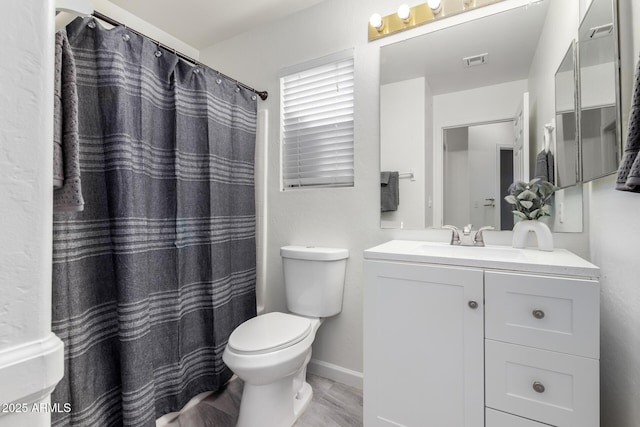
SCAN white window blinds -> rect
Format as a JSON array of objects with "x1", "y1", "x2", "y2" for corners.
[{"x1": 281, "y1": 53, "x2": 354, "y2": 188}]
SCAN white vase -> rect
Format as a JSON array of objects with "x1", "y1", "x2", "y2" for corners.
[{"x1": 512, "y1": 220, "x2": 554, "y2": 251}]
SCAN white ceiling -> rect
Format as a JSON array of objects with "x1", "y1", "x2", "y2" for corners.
[
  {"x1": 109, "y1": 0, "x2": 328, "y2": 49},
  {"x1": 380, "y1": 0, "x2": 550, "y2": 95}
]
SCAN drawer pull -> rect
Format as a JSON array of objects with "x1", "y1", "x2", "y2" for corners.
[
  {"x1": 468, "y1": 301, "x2": 479, "y2": 309},
  {"x1": 532, "y1": 309, "x2": 545, "y2": 319},
  {"x1": 532, "y1": 381, "x2": 546, "y2": 393}
]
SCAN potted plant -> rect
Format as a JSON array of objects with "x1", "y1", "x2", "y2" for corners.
[{"x1": 504, "y1": 178, "x2": 558, "y2": 251}]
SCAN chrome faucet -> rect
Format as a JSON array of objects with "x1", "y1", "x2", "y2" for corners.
[
  {"x1": 443, "y1": 225, "x2": 461, "y2": 245},
  {"x1": 443, "y1": 225, "x2": 494, "y2": 247},
  {"x1": 473, "y1": 226, "x2": 494, "y2": 247}
]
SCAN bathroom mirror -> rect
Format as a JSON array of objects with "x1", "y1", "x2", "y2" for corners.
[
  {"x1": 379, "y1": 0, "x2": 584, "y2": 232},
  {"x1": 578, "y1": 0, "x2": 621, "y2": 182},
  {"x1": 555, "y1": 41, "x2": 580, "y2": 189}
]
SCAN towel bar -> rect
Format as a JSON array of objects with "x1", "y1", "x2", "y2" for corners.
[{"x1": 398, "y1": 171, "x2": 415, "y2": 181}]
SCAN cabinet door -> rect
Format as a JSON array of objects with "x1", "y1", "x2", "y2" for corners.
[{"x1": 364, "y1": 261, "x2": 484, "y2": 427}]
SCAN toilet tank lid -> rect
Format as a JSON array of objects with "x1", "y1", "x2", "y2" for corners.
[{"x1": 281, "y1": 246, "x2": 349, "y2": 261}]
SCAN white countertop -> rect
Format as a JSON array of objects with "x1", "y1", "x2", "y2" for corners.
[{"x1": 364, "y1": 240, "x2": 599, "y2": 278}]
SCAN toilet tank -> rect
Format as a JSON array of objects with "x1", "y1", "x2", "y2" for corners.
[{"x1": 280, "y1": 246, "x2": 349, "y2": 317}]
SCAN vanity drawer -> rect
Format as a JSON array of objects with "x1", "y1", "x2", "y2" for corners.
[
  {"x1": 486, "y1": 408, "x2": 551, "y2": 427},
  {"x1": 485, "y1": 271, "x2": 599, "y2": 358},
  {"x1": 485, "y1": 340, "x2": 599, "y2": 427}
]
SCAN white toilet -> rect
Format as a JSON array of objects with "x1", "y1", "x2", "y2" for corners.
[{"x1": 222, "y1": 245, "x2": 349, "y2": 427}]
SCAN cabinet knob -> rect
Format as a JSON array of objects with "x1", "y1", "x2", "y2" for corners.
[
  {"x1": 532, "y1": 309, "x2": 545, "y2": 319},
  {"x1": 532, "y1": 381, "x2": 546, "y2": 393},
  {"x1": 468, "y1": 301, "x2": 479, "y2": 309}
]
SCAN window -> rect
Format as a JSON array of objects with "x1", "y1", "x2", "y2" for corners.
[{"x1": 280, "y1": 51, "x2": 354, "y2": 189}]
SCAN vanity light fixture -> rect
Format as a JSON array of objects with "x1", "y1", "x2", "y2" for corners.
[
  {"x1": 368, "y1": 3, "x2": 433, "y2": 41},
  {"x1": 397, "y1": 4, "x2": 411, "y2": 22},
  {"x1": 428, "y1": 0, "x2": 442, "y2": 14},
  {"x1": 368, "y1": 0, "x2": 505, "y2": 42},
  {"x1": 369, "y1": 13, "x2": 384, "y2": 31}
]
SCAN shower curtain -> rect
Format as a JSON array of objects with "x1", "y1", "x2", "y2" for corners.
[{"x1": 51, "y1": 18, "x2": 257, "y2": 426}]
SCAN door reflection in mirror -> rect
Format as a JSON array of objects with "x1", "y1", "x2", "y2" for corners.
[{"x1": 443, "y1": 121, "x2": 515, "y2": 231}]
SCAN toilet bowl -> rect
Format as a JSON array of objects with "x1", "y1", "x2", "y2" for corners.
[
  {"x1": 223, "y1": 312, "x2": 322, "y2": 427},
  {"x1": 222, "y1": 246, "x2": 348, "y2": 427}
]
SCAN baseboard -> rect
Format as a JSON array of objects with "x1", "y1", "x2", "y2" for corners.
[{"x1": 307, "y1": 358, "x2": 363, "y2": 390}]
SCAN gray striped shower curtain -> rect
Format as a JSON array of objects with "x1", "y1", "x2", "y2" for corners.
[{"x1": 51, "y1": 18, "x2": 257, "y2": 426}]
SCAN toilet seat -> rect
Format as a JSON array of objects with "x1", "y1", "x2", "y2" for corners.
[{"x1": 227, "y1": 312, "x2": 312, "y2": 355}]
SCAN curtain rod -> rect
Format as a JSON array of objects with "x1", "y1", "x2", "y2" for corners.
[{"x1": 92, "y1": 11, "x2": 269, "y2": 101}]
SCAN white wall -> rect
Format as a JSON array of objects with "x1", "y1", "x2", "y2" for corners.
[
  {"x1": 433, "y1": 79, "x2": 528, "y2": 227},
  {"x1": 527, "y1": 0, "x2": 585, "y2": 234},
  {"x1": 200, "y1": 0, "x2": 591, "y2": 387},
  {"x1": 0, "y1": 1, "x2": 61, "y2": 426},
  {"x1": 380, "y1": 78, "x2": 426, "y2": 229},
  {"x1": 529, "y1": 0, "x2": 580, "y2": 156},
  {"x1": 91, "y1": 0, "x2": 199, "y2": 59},
  {"x1": 589, "y1": 0, "x2": 640, "y2": 425}
]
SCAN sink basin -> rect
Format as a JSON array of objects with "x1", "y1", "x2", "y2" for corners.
[{"x1": 413, "y1": 243, "x2": 526, "y2": 261}]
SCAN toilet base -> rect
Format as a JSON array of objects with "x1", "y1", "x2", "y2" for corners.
[
  {"x1": 294, "y1": 381, "x2": 313, "y2": 419},
  {"x1": 236, "y1": 378, "x2": 313, "y2": 427}
]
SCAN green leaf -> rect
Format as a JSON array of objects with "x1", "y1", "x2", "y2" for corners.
[
  {"x1": 541, "y1": 205, "x2": 552, "y2": 214},
  {"x1": 529, "y1": 208, "x2": 541, "y2": 219},
  {"x1": 504, "y1": 195, "x2": 518, "y2": 205},
  {"x1": 540, "y1": 181, "x2": 556, "y2": 198},
  {"x1": 528, "y1": 178, "x2": 541, "y2": 186},
  {"x1": 520, "y1": 200, "x2": 534, "y2": 209},
  {"x1": 513, "y1": 211, "x2": 528, "y2": 220},
  {"x1": 517, "y1": 190, "x2": 537, "y2": 201},
  {"x1": 514, "y1": 181, "x2": 527, "y2": 191}
]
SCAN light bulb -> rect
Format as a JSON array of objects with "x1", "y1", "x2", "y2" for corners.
[
  {"x1": 397, "y1": 4, "x2": 411, "y2": 21},
  {"x1": 428, "y1": 0, "x2": 442, "y2": 13},
  {"x1": 369, "y1": 13, "x2": 383, "y2": 30}
]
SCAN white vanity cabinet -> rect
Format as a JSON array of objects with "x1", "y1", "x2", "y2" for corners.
[
  {"x1": 364, "y1": 261, "x2": 485, "y2": 427},
  {"x1": 364, "y1": 240, "x2": 600, "y2": 427}
]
